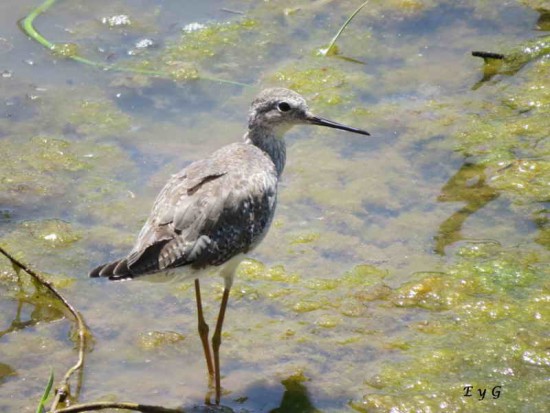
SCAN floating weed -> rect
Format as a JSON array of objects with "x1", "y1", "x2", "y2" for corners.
[
  {"x1": 238, "y1": 259, "x2": 300, "y2": 284},
  {"x1": 51, "y1": 42, "x2": 79, "y2": 58},
  {"x1": 68, "y1": 99, "x2": 132, "y2": 136},
  {"x1": 0, "y1": 222, "x2": 79, "y2": 288},
  {"x1": 14, "y1": 137, "x2": 86, "y2": 172},
  {"x1": 20, "y1": 0, "x2": 249, "y2": 86},
  {"x1": 237, "y1": 258, "x2": 267, "y2": 280},
  {"x1": 163, "y1": 19, "x2": 258, "y2": 63},
  {"x1": 392, "y1": 248, "x2": 541, "y2": 310},
  {"x1": 353, "y1": 245, "x2": 547, "y2": 412},
  {"x1": 271, "y1": 65, "x2": 351, "y2": 107},
  {"x1": 392, "y1": 272, "x2": 487, "y2": 310},
  {"x1": 166, "y1": 62, "x2": 200, "y2": 81},
  {"x1": 304, "y1": 278, "x2": 339, "y2": 291},
  {"x1": 137, "y1": 331, "x2": 185, "y2": 352},
  {"x1": 1, "y1": 136, "x2": 88, "y2": 202},
  {"x1": 453, "y1": 58, "x2": 549, "y2": 225},
  {"x1": 21, "y1": 219, "x2": 81, "y2": 248},
  {"x1": 342, "y1": 264, "x2": 388, "y2": 287},
  {"x1": 266, "y1": 265, "x2": 301, "y2": 283},
  {"x1": 454, "y1": 240, "x2": 502, "y2": 259},
  {"x1": 1, "y1": 134, "x2": 138, "y2": 222},
  {"x1": 481, "y1": 35, "x2": 550, "y2": 78}
]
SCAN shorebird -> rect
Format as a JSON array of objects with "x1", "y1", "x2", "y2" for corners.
[{"x1": 90, "y1": 88, "x2": 370, "y2": 404}]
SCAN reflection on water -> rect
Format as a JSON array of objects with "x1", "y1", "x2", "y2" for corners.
[
  {"x1": 269, "y1": 374, "x2": 320, "y2": 413},
  {"x1": 0, "y1": 268, "x2": 64, "y2": 339},
  {"x1": 0, "y1": 362, "x2": 16, "y2": 385},
  {"x1": 434, "y1": 163, "x2": 499, "y2": 254}
]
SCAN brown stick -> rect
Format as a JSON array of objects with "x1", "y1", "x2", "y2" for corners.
[
  {"x1": 472, "y1": 50, "x2": 505, "y2": 60},
  {"x1": 0, "y1": 246, "x2": 88, "y2": 410},
  {"x1": 50, "y1": 401, "x2": 183, "y2": 413}
]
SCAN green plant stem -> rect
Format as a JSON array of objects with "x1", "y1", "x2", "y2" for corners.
[
  {"x1": 20, "y1": 0, "x2": 250, "y2": 87},
  {"x1": 36, "y1": 370, "x2": 55, "y2": 413},
  {"x1": 320, "y1": 0, "x2": 369, "y2": 56},
  {"x1": 20, "y1": 0, "x2": 57, "y2": 50}
]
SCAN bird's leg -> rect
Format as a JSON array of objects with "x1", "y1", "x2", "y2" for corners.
[
  {"x1": 194, "y1": 279, "x2": 214, "y2": 378},
  {"x1": 212, "y1": 286, "x2": 230, "y2": 405}
]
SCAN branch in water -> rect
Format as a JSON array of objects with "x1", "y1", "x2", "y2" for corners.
[
  {"x1": 50, "y1": 401, "x2": 184, "y2": 413},
  {"x1": 472, "y1": 51, "x2": 505, "y2": 60},
  {"x1": 0, "y1": 246, "x2": 89, "y2": 411}
]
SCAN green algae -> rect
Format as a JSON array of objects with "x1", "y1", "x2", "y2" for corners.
[
  {"x1": 134, "y1": 17, "x2": 265, "y2": 83},
  {"x1": 137, "y1": 331, "x2": 185, "y2": 352},
  {"x1": 435, "y1": 163, "x2": 501, "y2": 254},
  {"x1": 0, "y1": 80, "x2": 134, "y2": 142},
  {"x1": 167, "y1": 19, "x2": 258, "y2": 62},
  {"x1": 166, "y1": 63, "x2": 200, "y2": 82},
  {"x1": 239, "y1": 259, "x2": 300, "y2": 284},
  {"x1": 0, "y1": 253, "x2": 70, "y2": 319},
  {"x1": 67, "y1": 99, "x2": 132, "y2": 136},
  {"x1": 342, "y1": 264, "x2": 388, "y2": 286},
  {"x1": 2, "y1": 0, "x2": 550, "y2": 411},
  {"x1": 292, "y1": 300, "x2": 326, "y2": 313},
  {"x1": 0, "y1": 134, "x2": 138, "y2": 224},
  {"x1": 51, "y1": 42, "x2": 79, "y2": 58},
  {"x1": 0, "y1": 221, "x2": 81, "y2": 285},
  {"x1": 448, "y1": 54, "x2": 550, "y2": 254},
  {"x1": 289, "y1": 232, "x2": 320, "y2": 246},
  {"x1": 19, "y1": 219, "x2": 81, "y2": 248},
  {"x1": 474, "y1": 35, "x2": 550, "y2": 82},
  {"x1": 520, "y1": 0, "x2": 549, "y2": 12},
  {"x1": 0, "y1": 137, "x2": 88, "y2": 202},
  {"x1": 304, "y1": 278, "x2": 339, "y2": 291},
  {"x1": 238, "y1": 262, "x2": 390, "y2": 317},
  {"x1": 270, "y1": 64, "x2": 365, "y2": 107},
  {"x1": 352, "y1": 243, "x2": 548, "y2": 412}
]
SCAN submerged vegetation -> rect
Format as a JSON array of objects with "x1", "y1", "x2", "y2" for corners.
[{"x1": 1, "y1": 0, "x2": 548, "y2": 412}]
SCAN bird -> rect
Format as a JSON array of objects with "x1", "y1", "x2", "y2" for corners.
[{"x1": 89, "y1": 88, "x2": 370, "y2": 405}]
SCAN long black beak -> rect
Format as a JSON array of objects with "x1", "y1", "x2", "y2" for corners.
[{"x1": 306, "y1": 114, "x2": 370, "y2": 136}]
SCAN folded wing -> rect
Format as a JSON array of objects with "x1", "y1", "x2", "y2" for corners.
[{"x1": 90, "y1": 143, "x2": 278, "y2": 280}]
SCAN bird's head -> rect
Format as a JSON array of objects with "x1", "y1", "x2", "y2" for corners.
[{"x1": 248, "y1": 88, "x2": 370, "y2": 137}]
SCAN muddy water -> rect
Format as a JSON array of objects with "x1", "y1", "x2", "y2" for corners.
[{"x1": 0, "y1": 0, "x2": 548, "y2": 412}]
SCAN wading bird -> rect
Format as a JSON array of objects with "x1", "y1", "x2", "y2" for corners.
[{"x1": 90, "y1": 88, "x2": 370, "y2": 404}]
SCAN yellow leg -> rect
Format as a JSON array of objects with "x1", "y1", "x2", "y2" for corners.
[
  {"x1": 194, "y1": 279, "x2": 214, "y2": 378},
  {"x1": 212, "y1": 287, "x2": 230, "y2": 405}
]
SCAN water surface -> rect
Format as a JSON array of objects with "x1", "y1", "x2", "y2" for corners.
[{"x1": 0, "y1": 0, "x2": 548, "y2": 412}]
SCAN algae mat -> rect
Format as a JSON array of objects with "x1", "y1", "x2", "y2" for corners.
[{"x1": 0, "y1": 0, "x2": 548, "y2": 412}]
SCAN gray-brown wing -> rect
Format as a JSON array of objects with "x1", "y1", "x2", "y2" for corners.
[{"x1": 125, "y1": 144, "x2": 278, "y2": 276}]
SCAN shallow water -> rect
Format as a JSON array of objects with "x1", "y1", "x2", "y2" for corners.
[{"x1": 0, "y1": 0, "x2": 548, "y2": 412}]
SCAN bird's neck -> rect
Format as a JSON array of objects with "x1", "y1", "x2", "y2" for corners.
[{"x1": 244, "y1": 128, "x2": 287, "y2": 177}]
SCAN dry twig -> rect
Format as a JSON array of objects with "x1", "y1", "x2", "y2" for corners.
[
  {"x1": 51, "y1": 401, "x2": 184, "y2": 413},
  {"x1": 0, "y1": 246, "x2": 88, "y2": 411}
]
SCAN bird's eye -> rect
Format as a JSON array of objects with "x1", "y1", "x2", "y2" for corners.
[{"x1": 277, "y1": 102, "x2": 291, "y2": 112}]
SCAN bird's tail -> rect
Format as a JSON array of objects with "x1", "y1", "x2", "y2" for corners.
[{"x1": 89, "y1": 258, "x2": 132, "y2": 280}]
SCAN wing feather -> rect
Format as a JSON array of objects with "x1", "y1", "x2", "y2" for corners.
[{"x1": 125, "y1": 143, "x2": 278, "y2": 276}]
